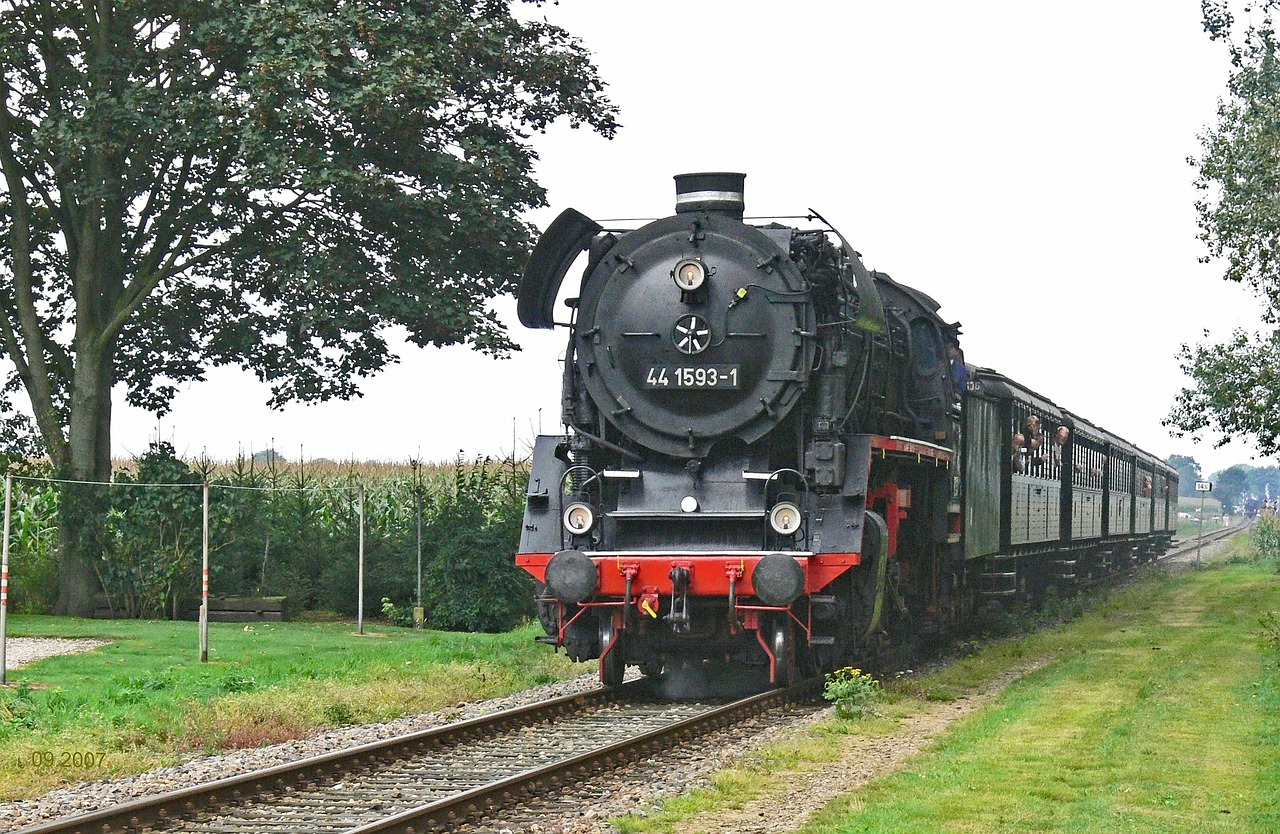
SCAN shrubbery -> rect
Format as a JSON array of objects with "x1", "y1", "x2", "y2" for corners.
[
  {"x1": 1255, "y1": 514, "x2": 1280, "y2": 561},
  {"x1": 97, "y1": 443, "x2": 205, "y2": 618},
  {"x1": 1262, "y1": 611, "x2": 1280, "y2": 651},
  {"x1": 4, "y1": 444, "x2": 534, "y2": 632}
]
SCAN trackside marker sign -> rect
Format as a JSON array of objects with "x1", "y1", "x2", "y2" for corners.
[{"x1": 1195, "y1": 481, "x2": 1213, "y2": 492}]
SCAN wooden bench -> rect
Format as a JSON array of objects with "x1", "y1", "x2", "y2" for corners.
[
  {"x1": 189, "y1": 596, "x2": 289, "y2": 622},
  {"x1": 92, "y1": 595, "x2": 290, "y2": 621}
]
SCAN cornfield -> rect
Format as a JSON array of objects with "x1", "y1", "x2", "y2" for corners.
[{"x1": 3, "y1": 443, "x2": 534, "y2": 632}]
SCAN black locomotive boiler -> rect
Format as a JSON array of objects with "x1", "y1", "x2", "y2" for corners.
[{"x1": 514, "y1": 173, "x2": 1177, "y2": 690}]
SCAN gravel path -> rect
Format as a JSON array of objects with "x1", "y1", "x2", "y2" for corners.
[
  {"x1": 635, "y1": 665, "x2": 1038, "y2": 834},
  {"x1": 3, "y1": 637, "x2": 111, "y2": 671}
]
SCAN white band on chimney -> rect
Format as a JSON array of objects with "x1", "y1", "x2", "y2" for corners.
[{"x1": 676, "y1": 190, "x2": 744, "y2": 205}]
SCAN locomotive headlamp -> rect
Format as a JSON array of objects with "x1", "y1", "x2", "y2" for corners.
[
  {"x1": 673, "y1": 259, "x2": 706, "y2": 292},
  {"x1": 769, "y1": 501, "x2": 803, "y2": 536},
  {"x1": 563, "y1": 502, "x2": 596, "y2": 535}
]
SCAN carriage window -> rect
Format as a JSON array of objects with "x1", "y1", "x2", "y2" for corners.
[
  {"x1": 1110, "y1": 456, "x2": 1131, "y2": 495},
  {"x1": 1071, "y1": 436, "x2": 1102, "y2": 490},
  {"x1": 1011, "y1": 403, "x2": 1053, "y2": 479},
  {"x1": 1109, "y1": 454, "x2": 1131, "y2": 495}
]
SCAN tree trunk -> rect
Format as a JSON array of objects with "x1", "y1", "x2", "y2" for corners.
[
  {"x1": 53, "y1": 110, "x2": 124, "y2": 615},
  {"x1": 52, "y1": 346, "x2": 115, "y2": 617},
  {"x1": 53, "y1": 506, "x2": 102, "y2": 617}
]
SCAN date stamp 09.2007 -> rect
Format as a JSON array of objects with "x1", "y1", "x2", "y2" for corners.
[{"x1": 28, "y1": 751, "x2": 106, "y2": 770}]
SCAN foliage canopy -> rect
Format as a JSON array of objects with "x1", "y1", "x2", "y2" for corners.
[
  {"x1": 0, "y1": 0, "x2": 617, "y2": 473},
  {"x1": 1168, "y1": 1, "x2": 1280, "y2": 455},
  {"x1": 1204, "y1": 460, "x2": 1280, "y2": 508},
  {"x1": 1168, "y1": 327, "x2": 1280, "y2": 453}
]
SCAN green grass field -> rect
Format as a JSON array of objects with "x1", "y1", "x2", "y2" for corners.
[
  {"x1": 1176, "y1": 494, "x2": 1232, "y2": 540},
  {"x1": 0, "y1": 616, "x2": 586, "y2": 800},
  {"x1": 615, "y1": 537, "x2": 1280, "y2": 833}
]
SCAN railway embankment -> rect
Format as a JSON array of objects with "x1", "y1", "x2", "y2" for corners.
[
  {"x1": 606, "y1": 529, "x2": 1278, "y2": 834},
  {"x1": 0, "y1": 619, "x2": 589, "y2": 810}
]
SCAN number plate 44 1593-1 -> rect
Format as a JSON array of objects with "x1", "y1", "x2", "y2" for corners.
[{"x1": 644, "y1": 365, "x2": 740, "y2": 389}]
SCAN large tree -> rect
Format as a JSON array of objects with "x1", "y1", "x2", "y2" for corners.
[
  {"x1": 1210, "y1": 463, "x2": 1253, "y2": 510},
  {"x1": 1168, "y1": 1, "x2": 1280, "y2": 453},
  {"x1": 1167, "y1": 453, "x2": 1203, "y2": 496},
  {"x1": 0, "y1": 0, "x2": 616, "y2": 613}
]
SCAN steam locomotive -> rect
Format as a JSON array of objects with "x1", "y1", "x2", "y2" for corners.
[{"x1": 515, "y1": 173, "x2": 1177, "y2": 691}]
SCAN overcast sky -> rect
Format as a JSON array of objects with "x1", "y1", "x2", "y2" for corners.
[{"x1": 113, "y1": 1, "x2": 1267, "y2": 479}]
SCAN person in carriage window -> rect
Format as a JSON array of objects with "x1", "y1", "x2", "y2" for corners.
[
  {"x1": 1023, "y1": 415, "x2": 1048, "y2": 470},
  {"x1": 947, "y1": 336, "x2": 967, "y2": 403},
  {"x1": 1023, "y1": 415, "x2": 1044, "y2": 451}
]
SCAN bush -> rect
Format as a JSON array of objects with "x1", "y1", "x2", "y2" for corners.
[
  {"x1": 1255, "y1": 514, "x2": 1280, "y2": 561},
  {"x1": 381, "y1": 597, "x2": 414, "y2": 628},
  {"x1": 1263, "y1": 611, "x2": 1280, "y2": 651},
  {"x1": 419, "y1": 457, "x2": 534, "y2": 632},
  {"x1": 96, "y1": 442, "x2": 203, "y2": 619}
]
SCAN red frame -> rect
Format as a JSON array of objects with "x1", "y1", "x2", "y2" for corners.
[{"x1": 516, "y1": 551, "x2": 861, "y2": 597}]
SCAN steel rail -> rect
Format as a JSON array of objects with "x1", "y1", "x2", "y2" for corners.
[
  {"x1": 12, "y1": 682, "x2": 645, "y2": 834},
  {"x1": 1067, "y1": 523, "x2": 1244, "y2": 596},
  {"x1": 14, "y1": 679, "x2": 818, "y2": 834},
  {"x1": 347, "y1": 679, "x2": 820, "y2": 834},
  {"x1": 1166, "y1": 522, "x2": 1243, "y2": 559}
]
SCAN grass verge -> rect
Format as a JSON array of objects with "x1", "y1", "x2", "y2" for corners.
[
  {"x1": 0, "y1": 616, "x2": 585, "y2": 800},
  {"x1": 615, "y1": 537, "x2": 1280, "y2": 833}
]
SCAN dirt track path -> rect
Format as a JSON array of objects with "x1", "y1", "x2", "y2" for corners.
[{"x1": 647, "y1": 532, "x2": 1242, "y2": 834}]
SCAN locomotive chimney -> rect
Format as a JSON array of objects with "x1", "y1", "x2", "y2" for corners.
[{"x1": 674, "y1": 172, "x2": 746, "y2": 219}]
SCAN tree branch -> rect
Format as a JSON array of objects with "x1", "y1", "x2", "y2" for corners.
[
  {"x1": 125, "y1": 149, "x2": 194, "y2": 263},
  {"x1": 0, "y1": 75, "x2": 65, "y2": 457},
  {"x1": 0, "y1": 306, "x2": 33, "y2": 383}
]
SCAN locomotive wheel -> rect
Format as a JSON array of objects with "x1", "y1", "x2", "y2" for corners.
[
  {"x1": 533, "y1": 581, "x2": 558, "y2": 636},
  {"x1": 599, "y1": 615, "x2": 625, "y2": 688}
]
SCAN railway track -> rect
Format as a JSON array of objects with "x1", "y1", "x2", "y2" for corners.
[
  {"x1": 14, "y1": 679, "x2": 818, "y2": 834},
  {"x1": 1167, "y1": 522, "x2": 1244, "y2": 560},
  {"x1": 1074, "y1": 522, "x2": 1243, "y2": 592},
  {"x1": 14, "y1": 526, "x2": 1245, "y2": 834}
]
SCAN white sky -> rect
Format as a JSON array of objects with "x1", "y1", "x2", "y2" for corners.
[{"x1": 113, "y1": 0, "x2": 1267, "y2": 479}]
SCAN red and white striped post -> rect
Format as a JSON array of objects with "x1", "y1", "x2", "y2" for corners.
[
  {"x1": 200, "y1": 480, "x2": 209, "y2": 662},
  {"x1": 357, "y1": 483, "x2": 365, "y2": 635},
  {"x1": 1, "y1": 474, "x2": 11, "y2": 685}
]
